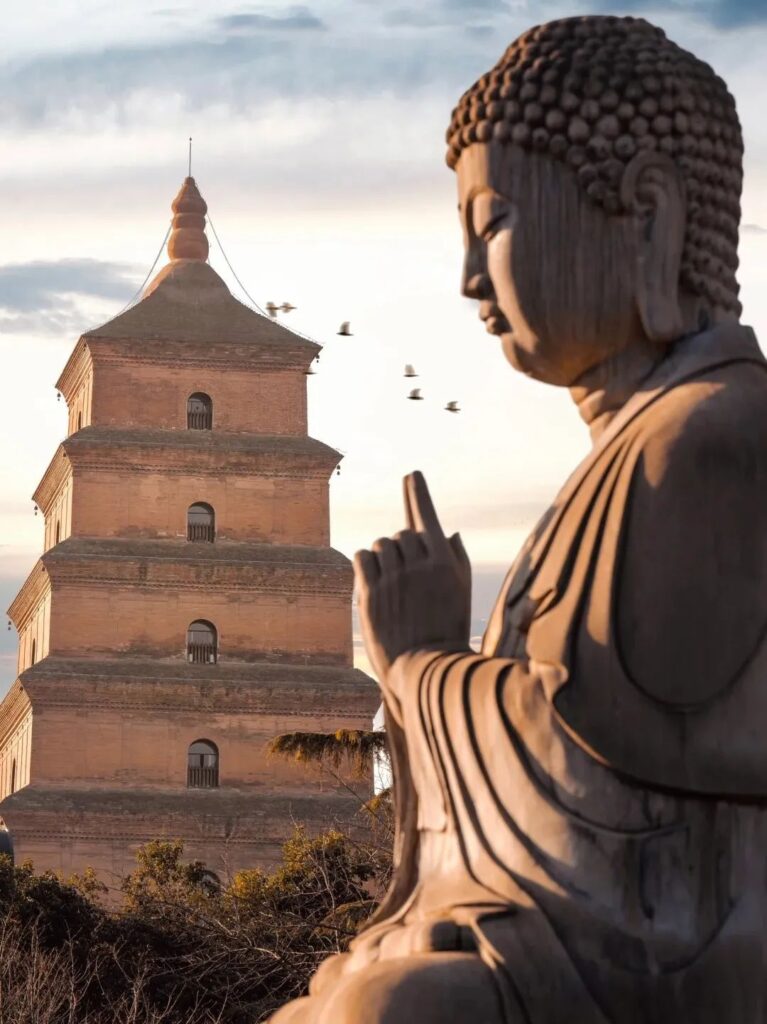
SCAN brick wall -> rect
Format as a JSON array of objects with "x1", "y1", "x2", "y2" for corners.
[
  {"x1": 72, "y1": 470, "x2": 330, "y2": 545},
  {"x1": 0, "y1": 709, "x2": 32, "y2": 800},
  {"x1": 48, "y1": 584, "x2": 353, "y2": 663},
  {"x1": 18, "y1": 590, "x2": 51, "y2": 674},
  {"x1": 30, "y1": 706, "x2": 371, "y2": 790},
  {"x1": 91, "y1": 361, "x2": 307, "y2": 435}
]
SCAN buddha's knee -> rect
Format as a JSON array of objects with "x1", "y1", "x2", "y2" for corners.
[
  {"x1": 267, "y1": 954, "x2": 352, "y2": 1024},
  {"x1": 316, "y1": 952, "x2": 504, "y2": 1024},
  {"x1": 309, "y1": 951, "x2": 350, "y2": 997},
  {"x1": 269, "y1": 996, "x2": 312, "y2": 1024}
]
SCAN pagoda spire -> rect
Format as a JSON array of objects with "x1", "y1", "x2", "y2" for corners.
[{"x1": 167, "y1": 177, "x2": 209, "y2": 262}]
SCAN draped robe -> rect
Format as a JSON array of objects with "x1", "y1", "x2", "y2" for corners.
[{"x1": 280, "y1": 323, "x2": 767, "y2": 1023}]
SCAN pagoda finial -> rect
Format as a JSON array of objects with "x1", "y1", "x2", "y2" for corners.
[{"x1": 167, "y1": 175, "x2": 209, "y2": 262}]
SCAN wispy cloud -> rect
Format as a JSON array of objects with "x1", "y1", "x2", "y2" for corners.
[
  {"x1": 743, "y1": 223, "x2": 767, "y2": 234},
  {"x1": 216, "y1": 6, "x2": 326, "y2": 33},
  {"x1": 0, "y1": 5, "x2": 504, "y2": 130},
  {"x1": 0, "y1": 258, "x2": 139, "y2": 335},
  {"x1": 384, "y1": 0, "x2": 509, "y2": 29}
]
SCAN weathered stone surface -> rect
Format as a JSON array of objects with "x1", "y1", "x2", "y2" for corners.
[{"x1": 271, "y1": 15, "x2": 767, "y2": 1024}]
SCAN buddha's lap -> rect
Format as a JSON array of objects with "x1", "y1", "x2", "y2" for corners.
[{"x1": 271, "y1": 952, "x2": 505, "y2": 1024}]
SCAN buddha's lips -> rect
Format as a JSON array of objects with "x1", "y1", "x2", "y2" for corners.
[
  {"x1": 479, "y1": 299, "x2": 508, "y2": 336},
  {"x1": 483, "y1": 312, "x2": 509, "y2": 336}
]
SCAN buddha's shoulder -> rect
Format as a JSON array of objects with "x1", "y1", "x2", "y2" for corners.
[
  {"x1": 633, "y1": 357, "x2": 767, "y2": 480},
  {"x1": 609, "y1": 355, "x2": 767, "y2": 712}
]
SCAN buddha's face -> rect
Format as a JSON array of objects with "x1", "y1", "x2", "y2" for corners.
[{"x1": 456, "y1": 142, "x2": 648, "y2": 387}]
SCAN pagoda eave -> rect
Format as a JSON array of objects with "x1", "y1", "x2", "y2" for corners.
[
  {"x1": 19, "y1": 657, "x2": 378, "y2": 719},
  {"x1": 0, "y1": 787, "x2": 367, "y2": 856},
  {"x1": 33, "y1": 431, "x2": 343, "y2": 511}
]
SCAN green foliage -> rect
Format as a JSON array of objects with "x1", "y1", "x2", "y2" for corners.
[{"x1": 0, "y1": 822, "x2": 393, "y2": 1024}]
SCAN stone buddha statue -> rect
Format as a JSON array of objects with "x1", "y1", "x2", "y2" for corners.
[{"x1": 272, "y1": 15, "x2": 767, "y2": 1023}]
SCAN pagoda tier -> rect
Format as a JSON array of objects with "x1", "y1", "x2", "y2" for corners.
[
  {"x1": 33, "y1": 428, "x2": 339, "y2": 552},
  {"x1": 56, "y1": 261, "x2": 320, "y2": 440},
  {"x1": 0, "y1": 177, "x2": 378, "y2": 884},
  {"x1": 9, "y1": 539, "x2": 354, "y2": 669},
  {"x1": 2, "y1": 657, "x2": 373, "y2": 793}
]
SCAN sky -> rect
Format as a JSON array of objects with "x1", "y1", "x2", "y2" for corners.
[{"x1": 2, "y1": 0, "x2": 767, "y2": 692}]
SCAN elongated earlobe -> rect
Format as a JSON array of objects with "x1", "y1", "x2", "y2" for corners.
[{"x1": 620, "y1": 152, "x2": 686, "y2": 343}]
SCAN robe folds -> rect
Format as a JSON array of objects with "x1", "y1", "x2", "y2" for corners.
[{"x1": 341, "y1": 324, "x2": 767, "y2": 1023}]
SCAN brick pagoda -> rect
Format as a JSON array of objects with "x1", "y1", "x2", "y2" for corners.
[{"x1": 0, "y1": 177, "x2": 377, "y2": 884}]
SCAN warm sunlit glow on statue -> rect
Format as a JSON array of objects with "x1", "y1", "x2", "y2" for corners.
[{"x1": 271, "y1": 15, "x2": 767, "y2": 1023}]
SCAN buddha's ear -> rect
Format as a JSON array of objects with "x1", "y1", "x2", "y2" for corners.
[{"x1": 619, "y1": 151, "x2": 686, "y2": 343}]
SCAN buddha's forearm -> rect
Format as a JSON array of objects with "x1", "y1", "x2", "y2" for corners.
[{"x1": 386, "y1": 646, "x2": 509, "y2": 706}]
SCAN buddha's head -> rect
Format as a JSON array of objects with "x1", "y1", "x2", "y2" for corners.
[{"x1": 447, "y1": 16, "x2": 743, "y2": 386}]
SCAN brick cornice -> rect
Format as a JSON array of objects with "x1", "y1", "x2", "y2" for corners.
[
  {"x1": 24, "y1": 672, "x2": 377, "y2": 718},
  {"x1": 48, "y1": 564, "x2": 352, "y2": 596},
  {"x1": 40, "y1": 540, "x2": 352, "y2": 596},
  {"x1": 86, "y1": 336, "x2": 318, "y2": 372},
  {"x1": 0, "y1": 789, "x2": 363, "y2": 845},
  {"x1": 72, "y1": 460, "x2": 332, "y2": 479},
  {"x1": 63, "y1": 428, "x2": 341, "y2": 478},
  {"x1": 33, "y1": 431, "x2": 341, "y2": 506}
]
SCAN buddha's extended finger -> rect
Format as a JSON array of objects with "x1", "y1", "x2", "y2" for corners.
[
  {"x1": 353, "y1": 549, "x2": 380, "y2": 587},
  {"x1": 372, "y1": 537, "x2": 403, "y2": 574},
  {"x1": 449, "y1": 532, "x2": 471, "y2": 571},
  {"x1": 404, "y1": 471, "x2": 449, "y2": 548},
  {"x1": 392, "y1": 529, "x2": 427, "y2": 563}
]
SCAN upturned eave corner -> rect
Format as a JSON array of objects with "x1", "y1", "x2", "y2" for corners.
[
  {"x1": 32, "y1": 444, "x2": 71, "y2": 513},
  {"x1": 55, "y1": 336, "x2": 93, "y2": 402},
  {"x1": 6, "y1": 561, "x2": 50, "y2": 633},
  {"x1": 0, "y1": 680, "x2": 31, "y2": 750}
]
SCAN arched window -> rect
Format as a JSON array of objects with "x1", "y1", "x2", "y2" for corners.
[
  {"x1": 10, "y1": 759, "x2": 16, "y2": 795},
  {"x1": 187, "y1": 503, "x2": 215, "y2": 543},
  {"x1": 187, "y1": 620, "x2": 217, "y2": 664},
  {"x1": 55, "y1": 520, "x2": 61, "y2": 545},
  {"x1": 187, "y1": 393, "x2": 212, "y2": 430},
  {"x1": 30, "y1": 639, "x2": 36, "y2": 667},
  {"x1": 187, "y1": 740, "x2": 219, "y2": 789}
]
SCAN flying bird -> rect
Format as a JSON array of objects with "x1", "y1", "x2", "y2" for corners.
[
  {"x1": 265, "y1": 302, "x2": 279, "y2": 317},
  {"x1": 445, "y1": 401, "x2": 461, "y2": 413},
  {"x1": 337, "y1": 321, "x2": 353, "y2": 336},
  {"x1": 280, "y1": 302, "x2": 296, "y2": 313},
  {"x1": 404, "y1": 364, "x2": 418, "y2": 378},
  {"x1": 407, "y1": 388, "x2": 424, "y2": 401}
]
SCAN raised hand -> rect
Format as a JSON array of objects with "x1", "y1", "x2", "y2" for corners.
[{"x1": 353, "y1": 471, "x2": 472, "y2": 683}]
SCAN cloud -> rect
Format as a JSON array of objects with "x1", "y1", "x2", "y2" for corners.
[
  {"x1": 590, "y1": 0, "x2": 767, "y2": 30},
  {"x1": 743, "y1": 223, "x2": 767, "y2": 234},
  {"x1": 216, "y1": 6, "x2": 326, "y2": 33},
  {"x1": 706, "y1": 0, "x2": 767, "y2": 28},
  {"x1": 384, "y1": 0, "x2": 509, "y2": 29},
  {"x1": 443, "y1": 0, "x2": 509, "y2": 10},
  {"x1": 0, "y1": 258, "x2": 140, "y2": 335},
  {"x1": 382, "y1": 9, "x2": 444, "y2": 28},
  {"x1": 0, "y1": 17, "x2": 502, "y2": 133}
]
